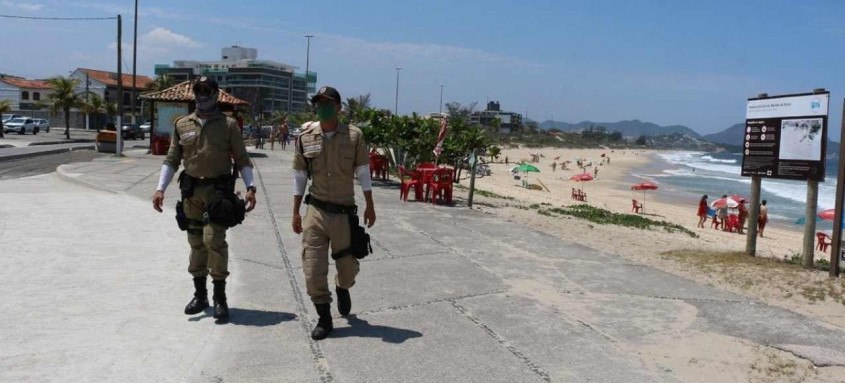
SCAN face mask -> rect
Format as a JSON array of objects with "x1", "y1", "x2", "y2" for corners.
[
  {"x1": 316, "y1": 103, "x2": 338, "y2": 121},
  {"x1": 195, "y1": 91, "x2": 218, "y2": 113}
]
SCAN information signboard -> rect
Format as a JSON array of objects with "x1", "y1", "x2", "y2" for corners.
[{"x1": 741, "y1": 92, "x2": 830, "y2": 181}]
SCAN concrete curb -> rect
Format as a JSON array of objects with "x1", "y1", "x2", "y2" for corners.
[
  {"x1": 29, "y1": 139, "x2": 95, "y2": 146},
  {"x1": 0, "y1": 145, "x2": 95, "y2": 161},
  {"x1": 56, "y1": 163, "x2": 118, "y2": 194}
]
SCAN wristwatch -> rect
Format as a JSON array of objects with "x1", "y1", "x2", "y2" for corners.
[{"x1": 246, "y1": 186, "x2": 257, "y2": 194}]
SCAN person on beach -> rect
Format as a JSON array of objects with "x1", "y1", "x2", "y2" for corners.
[
  {"x1": 593, "y1": 166, "x2": 598, "y2": 178},
  {"x1": 551, "y1": 161, "x2": 557, "y2": 172},
  {"x1": 697, "y1": 195, "x2": 708, "y2": 228},
  {"x1": 737, "y1": 199, "x2": 748, "y2": 234},
  {"x1": 758, "y1": 200, "x2": 768, "y2": 237},
  {"x1": 718, "y1": 195, "x2": 728, "y2": 231}
]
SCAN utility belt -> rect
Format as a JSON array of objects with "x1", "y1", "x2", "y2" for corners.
[
  {"x1": 305, "y1": 194, "x2": 357, "y2": 215},
  {"x1": 175, "y1": 170, "x2": 245, "y2": 232},
  {"x1": 305, "y1": 194, "x2": 372, "y2": 260}
]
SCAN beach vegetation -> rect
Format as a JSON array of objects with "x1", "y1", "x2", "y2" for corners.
[
  {"x1": 532, "y1": 204, "x2": 697, "y2": 237},
  {"x1": 44, "y1": 76, "x2": 83, "y2": 140}
]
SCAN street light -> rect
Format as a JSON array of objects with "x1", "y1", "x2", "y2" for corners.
[
  {"x1": 304, "y1": 35, "x2": 313, "y2": 112},
  {"x1": 394, "y1": 67, "x2": 401, "y2": 115},
  {"x1": 439, "y1": 84, "x2": 444, "y2": 115}
]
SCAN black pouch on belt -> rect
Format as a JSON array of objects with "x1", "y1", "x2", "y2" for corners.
[
  {"x1": 332, "y1": 214, "x2": 373, "y2": 260},
  {"x1": 175, "y1": 200, "x2": 190, "y2": 231},
  {"x1": 178, "y1": 171, "x2": 195, "y2": 199}
]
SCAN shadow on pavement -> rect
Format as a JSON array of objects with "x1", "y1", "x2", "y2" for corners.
[
  {"x1": 248, "y1": 152, "x2": 269, "y2": 158},
  {"x1": 188, "y1": 308, "x2": 297, "y2": 326},
  {"x1": 332, "y1": 314, "x2": 423, "y2": 344}
]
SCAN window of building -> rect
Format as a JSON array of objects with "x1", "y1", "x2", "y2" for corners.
[
  {"x1": 123, "y1": 93, "x2": 130, "y2": 105},
  {"x1": 21, "y1": 91, "x2": 29, "y2": 100},
  {"x1": 33, "y1": 92, "x2": 40, "y2": 101}
]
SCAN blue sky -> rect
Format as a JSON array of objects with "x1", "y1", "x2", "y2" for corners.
[{"x1": 1, "y1": 0, "x2": 844, "y2": 137}]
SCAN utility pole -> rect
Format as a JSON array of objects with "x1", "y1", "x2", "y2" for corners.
[
  {"x1": 116, "y1": 14, "x2": 123, "y2": 157},
  {"x1": 830, "y1": 101, "x2": 845, "y2": 277},
  {"x1": 394, "y1": 67, "x2": 401, "y2": 115},
  {"x1": 304, "y1": 35, "x2": 313, "y2": 112},
  {"x1": 85, "y1": 72, "x2": 90, "y2": 130},
  {"x1": 131, "y1": 0, "x2": 138, "y2": 125},
  {"x1": 746, "y1": 94, "x2": 766, "y2": 256}
]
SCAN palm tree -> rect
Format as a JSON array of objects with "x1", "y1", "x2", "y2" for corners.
[
  {"x1": 45, "y1": 76, "x2": 82, "y2": 140},
  {"x1": 0, "y1": 99, "x2": 10, "y2": 138},
  {"x1": 343, "y1": 93, "x2": 372, "y2": 123},
  {"x1": 79, "y1": 93, "x2": 106, "y2": 131},
  {"x1": 147, "y1": 75, "x2": 176, "y2": 92},
  {"x1": 105, "y1": 102, "x2": 118, "y2": 129}
]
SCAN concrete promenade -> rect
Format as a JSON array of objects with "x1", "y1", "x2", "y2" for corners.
[{"x1": 2, "y1": 148, "x2": 845, "y2": 382}]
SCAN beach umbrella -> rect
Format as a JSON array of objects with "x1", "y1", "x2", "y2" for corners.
[
  {"x1": 570, "y1": 173, "x2": 594, "y2": 194},
  {"x1": 631, "y1": 181, "x2": 659, "y2": 211},
  {"x1": 710, "y1": 196, "x2": 739, "y2": 209},
  {"x1": 818, "y1": 208, "x2": 836, "y2": 221},
  {"x1": 512, "y1": 164, "x2": 540, "y2": 173}
]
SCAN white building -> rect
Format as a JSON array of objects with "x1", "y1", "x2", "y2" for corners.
[{"x1": 0, "y1": 75, "x2": 52, "y2": 110}]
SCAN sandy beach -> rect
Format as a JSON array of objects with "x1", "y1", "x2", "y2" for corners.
[{"x1": 453, "y1": 146, "x2": 845, "y2": 329}]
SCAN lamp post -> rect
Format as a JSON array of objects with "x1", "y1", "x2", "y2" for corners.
[
  {"x1": 439, "y1": 84, "x2": 444, "y2": 115},
  {"x1": 131, "y1": 0, "x2": 138, "y2": 125},
  {"x1": 394, "y1": 67, "x2": 401, "y2": 115},
  {"x1": 304, "y1": 35, "x2": 313, "y2": 112}
]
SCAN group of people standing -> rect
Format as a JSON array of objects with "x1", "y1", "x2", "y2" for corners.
[{"x1": 697, "y1": 194, "x2": 768, "y2": 236}]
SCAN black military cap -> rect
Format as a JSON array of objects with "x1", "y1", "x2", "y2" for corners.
[
  {"x1": 310, "y1": 86, "x2": 341, "y2": 104},
  {"x1": 192, "y1": 76, "x2": 219, "y2": 93}
]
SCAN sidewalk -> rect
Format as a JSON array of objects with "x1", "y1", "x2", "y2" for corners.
[{"x1": 3, "y1": 148, "x2": 845, "y2": 382}]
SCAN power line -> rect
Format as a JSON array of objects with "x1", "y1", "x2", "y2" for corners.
[{"x1": 0, "y1": 14, "x2": 117, "y2": 21}]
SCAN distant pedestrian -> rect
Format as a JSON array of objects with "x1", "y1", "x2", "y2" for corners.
[
  {"x1": 718, "y1": 194, "x2": 728, "y2": 231},
  {"x1": 758, "y1": 200, "x2": 768, "y2": 237},
  {"x1": 697, "y1": 194, "x2": 708, "y2": 228},
  {"x1": 593, "y1": 166, "x2": 598, "y2": 178},
  {"x1": 505, "y1": 156, "x2": 509, "y2": 164},
  {"x1": 737, "y1": 199, "x2": 748, "y2": 234},
  {"x1": 279, "y1": 116, "x2": 289, "y2": 150},
  {"x1": 551, "y1": 161, "x2": 557, "y2": 172}
]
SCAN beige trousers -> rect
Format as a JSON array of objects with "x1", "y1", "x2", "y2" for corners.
[
  {"x1": 301, "y1": 205, "x2": 360, "y2": 304},
  {"x1": 183, "y1": 183, "x2": 229, "y2": 281}
]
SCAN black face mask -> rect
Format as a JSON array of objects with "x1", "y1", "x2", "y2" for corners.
[{"x1": 195, "y1": 90, "x2": 218, "y2": 114}]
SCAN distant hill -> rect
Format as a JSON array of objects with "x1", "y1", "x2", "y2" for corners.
[
  {"x1": 703, "y1": 123, "x2": 744, "y2": 146},
  {"x1": 539, "y1": 119, "x2": 702, "y2": 138}
]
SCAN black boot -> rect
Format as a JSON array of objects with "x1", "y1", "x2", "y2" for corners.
[
  {"x1": 184, "y1": 277, "x2": 209, "y2": 315},
  {"x1": 311, "y1": 303, "x2": 333, "y2": 340},
  {"x1": 212, "y1": 280, "x2": 229, "y2": 321},
  {"x1": 336, "y1": 286, "x2": 351, "y2": 316}
]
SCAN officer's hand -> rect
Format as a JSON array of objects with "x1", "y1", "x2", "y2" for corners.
[
  {"x1": 152, "y1": 190, "x2": 165, "y2": 213},
  {"x1": 292, "y1": 214, "x2": 303, "y2": 234},
  {"x1": 364, "y1": 206, "x2": 376, "y2": 228},
  {"x1": 245, "y1": 190, "x2": 257, "y2": 212}
]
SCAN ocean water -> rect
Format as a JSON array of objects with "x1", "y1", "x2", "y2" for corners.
[{"x1": 633, "y1": 151, "x2": 839, "y2": 229}]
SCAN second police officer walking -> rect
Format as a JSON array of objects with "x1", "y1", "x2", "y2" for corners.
[
  {"x1": 152, "y1": 77, "x2": 257, "y2": 322},
  {"x1": 292, "y1": 86, "x2": 376, "y2": 340}
]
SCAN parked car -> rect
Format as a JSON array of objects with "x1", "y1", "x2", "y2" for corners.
[
  {"x1": 121, "y1": 123, "x2": 144, "y2": 140},
  {"x1": 4, "y1": 117, "x2": 38, "y2": 134},
  {"x1": 33, "y1": 118, "x2": 50, "y2": 133},
  {"x1": 139, "y1": 122, "x2": 151, "y2": 135},
  {"x1": 2, "y1": 114, "x2": 21, "y2": 125}
]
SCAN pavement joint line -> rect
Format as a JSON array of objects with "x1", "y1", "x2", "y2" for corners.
[
  {"x1": 286, "y1": 252, "x2": 456, "y2": 270},
  {"x1": 125, "y1": 169, "x2": 158, "y2": 191},
  {"x1": 769, "y1": 345, "x2": 845, "y2": 368},
  {"x1": 354, "y1": 289, "x2": 508, "y2": 316},
  {"x1": 449, "y1": 299, "x2": 552, "y2": 382},
  {"x1": 235, "y1": 257, "x2": 285, "y2": 271},
  {"x1": 609, "y1": 291, "x2": 746, "y2": 304},
  {"x1": 255, "y1": 161, "x2": 335, "y2": 383}
]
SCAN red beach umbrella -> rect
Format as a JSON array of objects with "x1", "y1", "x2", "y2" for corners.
[
  {"x1": 631, "y1": 181, "x2": 659, "y2": 211},
  {"x1": 570, "y1": 173, "x2": 594, "y2": 193},
  {"x1": 818, "y1": 209, "x2": 836, "y2": 221},
  {"x1": 710, "y1": 196, "x2": 739, "y2": 209}
]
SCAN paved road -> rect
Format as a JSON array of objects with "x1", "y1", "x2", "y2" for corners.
[
  {"x1": 0, "y1": 128, "x2": 98, "y2": 147},
  {"x1": 0, "y1": 150, "x2": 106, "y2": 180}
]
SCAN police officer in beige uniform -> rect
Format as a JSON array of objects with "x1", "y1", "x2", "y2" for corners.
[
  {"x1": 293, "y1": 86, "x2": 376, "y2": 340},
  {"x1": 152, "y1": 77, "x2": 257, "y2": 321}
]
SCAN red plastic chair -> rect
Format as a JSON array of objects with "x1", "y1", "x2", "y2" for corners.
[
  {"x1": 817, "y1": 232, "x2": 831, "y2": 252},
  {"x1": 399, "y1": 166, "x2": 423, "y2": 201},
  {"x1": 726, "y1": 214, "x2": 739, "y2": 232},
  {"x1": 427, "y1": 168, "x2": 453, "y2": 205},
  {"x1": 632, "y1": 199, "x2": 643, "y2": 213}
]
